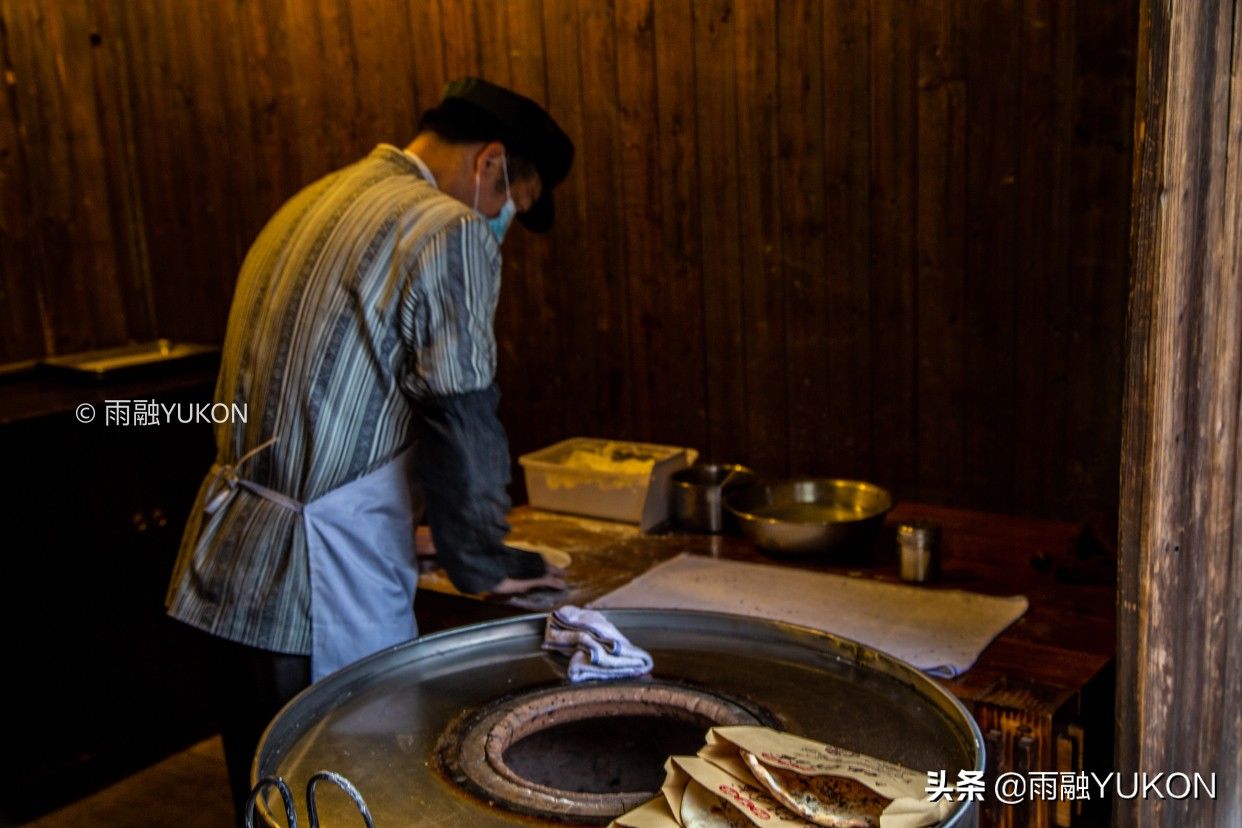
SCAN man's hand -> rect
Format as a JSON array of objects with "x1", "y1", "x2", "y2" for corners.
[
  {"x1": 490, "y1": 564, "x2": 568, "y2": 595},
  {"x1": 417, "y1": 523, "x2": 566, "y2": 594}
]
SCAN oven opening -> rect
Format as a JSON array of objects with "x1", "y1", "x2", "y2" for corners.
[{"x1": 437, "y1": 681, "x2": 773, "y2": 821}]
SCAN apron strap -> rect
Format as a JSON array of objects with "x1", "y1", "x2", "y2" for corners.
[{"x1": 203, "y1": 437, "x2": 305, "y2": 515}]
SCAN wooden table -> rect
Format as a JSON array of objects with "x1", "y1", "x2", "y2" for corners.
[{"x1": 416, "y1": 503, "x2": 1115, "y2": 828}]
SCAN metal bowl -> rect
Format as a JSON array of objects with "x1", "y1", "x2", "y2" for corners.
[
  {"x1": 724, "y1": 478, "x2": 893, "y2": 555},
  {"x1": 670, "y1": 463, "x2": 755, "y2": 533}
]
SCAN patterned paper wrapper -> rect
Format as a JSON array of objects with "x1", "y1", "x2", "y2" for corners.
[{"x1": 610, "y1": 727, "x2": 955, "y2": 828}]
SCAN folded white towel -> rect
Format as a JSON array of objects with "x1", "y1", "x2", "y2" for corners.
[{"x1": 543, "y1": 606, "x2": 653, "y2": 682}]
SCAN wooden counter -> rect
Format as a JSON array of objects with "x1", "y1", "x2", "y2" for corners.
[{"x1": 417, "y1": 503, "x2": 1114, "y2": 828}]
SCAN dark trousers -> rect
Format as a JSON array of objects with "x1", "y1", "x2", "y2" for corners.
[{"x1": 202, "y1": 631, "x2": 311, "y2": 827}]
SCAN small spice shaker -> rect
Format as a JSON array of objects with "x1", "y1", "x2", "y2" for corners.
[{"x1": 897, "y1": 520, "x2": 942, "y2": 583}]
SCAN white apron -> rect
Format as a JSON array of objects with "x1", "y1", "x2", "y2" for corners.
[{"x1": 204, "y1": 442, "x2": 421, "y2": 682}]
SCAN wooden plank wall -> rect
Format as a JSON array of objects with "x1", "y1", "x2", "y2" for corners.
[
  {"x1": 0, "y1": 0, "x2": 1137, "y2": 520},
  {"x1": 1119, "y1": 0, "x2": 1242, "y2": 821}
]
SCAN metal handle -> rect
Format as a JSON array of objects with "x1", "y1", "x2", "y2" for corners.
[
  {"x1": 307, "y1": 770, "x2": 376, "y2": 828},
  {"x1": 245, "y1": 776, "x2": 298, "y2": 828},
  {"x1": 245, "y1": 771, "x2": 373, "y2": 828}
]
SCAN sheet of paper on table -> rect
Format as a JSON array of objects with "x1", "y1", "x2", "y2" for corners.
[{"x1": 590, "y1": 553, "x2": 1028, "y2": 677}]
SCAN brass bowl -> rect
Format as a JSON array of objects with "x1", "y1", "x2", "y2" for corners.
[{"x1": 724, "y1": 478, "x2": 893, "y2": 555}]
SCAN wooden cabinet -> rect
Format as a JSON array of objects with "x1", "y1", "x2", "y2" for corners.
[
  {"x1": 0, "y1": 369, "x2": 219, "y2": 820},
  {"x1": 928, "y1": 505, "x2": 1115, "y2": 828}
]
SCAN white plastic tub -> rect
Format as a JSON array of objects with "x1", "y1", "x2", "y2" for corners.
[{"x1": 519, "y1": 437, "x2": 698, "y2": 531}]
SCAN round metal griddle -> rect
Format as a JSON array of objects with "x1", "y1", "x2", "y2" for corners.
[{"x1": 253, "y1": 610, "x2": 982, "y2": 826}]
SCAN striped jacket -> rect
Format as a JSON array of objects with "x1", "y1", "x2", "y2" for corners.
[{"x1": 166, "y1": 144, "x2": 540, "y2": 655}]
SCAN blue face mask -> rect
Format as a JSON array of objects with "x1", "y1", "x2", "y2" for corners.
[
  {"x1": 474, "y1": 154, "x2": 516, "y2": 243},
  {"x1": 489, "y1": 197, "x2": 517, "y2": 243}
]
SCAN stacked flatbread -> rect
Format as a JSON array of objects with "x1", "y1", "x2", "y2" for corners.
[{"x1": 610, "y1": 727, "x2": 956, "y2": 828}]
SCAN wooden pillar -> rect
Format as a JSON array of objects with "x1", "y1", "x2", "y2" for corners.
[{"x1": 1119, "y1": 0, "x2": 1242, "y2": 824}]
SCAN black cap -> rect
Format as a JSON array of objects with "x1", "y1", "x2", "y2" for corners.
[{"x1": 440, "y1": 77, "x2": 574, "y2": 232}]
